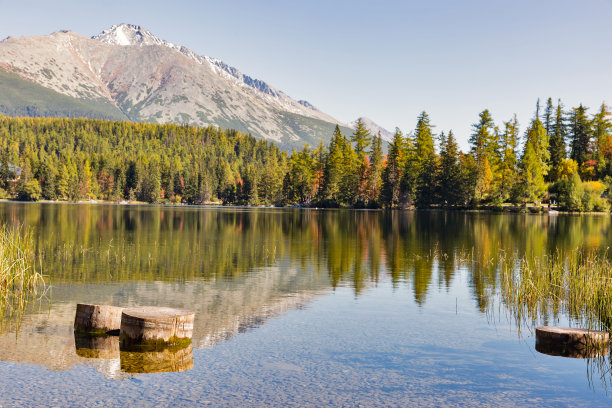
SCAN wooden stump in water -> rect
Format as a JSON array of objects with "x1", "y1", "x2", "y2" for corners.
[
  {"x1": 120, "y1": 306, "x2": 194, "y2": 350},
  {"x1": 74, "y1": 303, "x2": 123, "y2": 335},
  {"x1": 536, "y1": 326, "x2": 609, "y2": 358}
]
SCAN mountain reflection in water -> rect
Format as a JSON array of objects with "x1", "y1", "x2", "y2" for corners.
[{"x1": 0, "y1": 203, "x2": 610, "y2": 378}]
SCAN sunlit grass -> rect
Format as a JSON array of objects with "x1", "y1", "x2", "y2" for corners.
[{"x1": 0, "y1": 225, "x2": 46, "y2": 329}]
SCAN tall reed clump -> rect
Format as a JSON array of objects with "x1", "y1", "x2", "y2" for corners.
[
  {"x1": 499, "y1": 249, "x2": 612, "y2": 333},
  {"x1": 0, "y1": 225, "x2": 45, "y2": 326}
]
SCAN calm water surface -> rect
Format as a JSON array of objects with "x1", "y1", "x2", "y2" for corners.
[{"x1": 0, "y1": 203, "x2": 611, "y2": 407}]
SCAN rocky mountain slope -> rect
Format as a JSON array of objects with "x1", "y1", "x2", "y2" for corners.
[{"x1": 0, "y1": 24, "x2": 391, "y2": 149}]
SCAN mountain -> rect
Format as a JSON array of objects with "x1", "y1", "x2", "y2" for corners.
[{"x1": 0, "y1": 24, "x2": 358, "y2": 149}]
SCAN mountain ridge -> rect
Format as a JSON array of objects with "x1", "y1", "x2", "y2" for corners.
[{"x1": 0, "y1": 24, "x2": 392, "y2": 148}]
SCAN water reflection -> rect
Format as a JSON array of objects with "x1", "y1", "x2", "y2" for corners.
[
  {"x1": 75, "y1": 334, "x2": 120, "y2": 359},
  {"x1": 0, "y1": 204, "x2": 610, "y2": 379},
  {"x1": 74, "y1": 333, "x2": 194, "y2": 374},
  {"x1": 535, "y1": 341, "x2": 610, "y2": 359},
  {"x1": 120, "y1": 344, "x2": 193, "y2": 374}
]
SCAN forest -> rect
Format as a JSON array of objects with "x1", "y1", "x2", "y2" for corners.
[{"x1": 0, "y1": 97, "x2": 610, "y2": 211}]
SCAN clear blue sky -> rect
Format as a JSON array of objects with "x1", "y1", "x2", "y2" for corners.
[{"x1": 1, "y1": 0, "x2": 611, "y2": 149}]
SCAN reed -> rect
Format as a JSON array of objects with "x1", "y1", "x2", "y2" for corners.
[
  {"x1": 499, "y1": 249, "x2": 612, "y2": 333},
  {"x1": 0, "y1": 225, "x2": 46, "y2": 327}
]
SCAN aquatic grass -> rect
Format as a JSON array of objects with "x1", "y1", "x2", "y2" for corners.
[
  {"x1": 499, "y1": 249, "x2": 612, "y2": 333},
  {"x1": 0, "y1": 225, "x2": 46, "y2": 329}
]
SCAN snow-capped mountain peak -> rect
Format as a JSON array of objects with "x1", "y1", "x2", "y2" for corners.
[{"x1": 93, "y1": 23, "x2": 170, "y2": 47}]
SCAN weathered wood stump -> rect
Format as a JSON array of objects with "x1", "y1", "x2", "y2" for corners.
[
  {"x1": 75, "y1": 333, "x2": 120, "y2": 359},
  {"x1": 74, "y1": 303, "x2": 123, "y2": 335},
  {"x1": 120, "y1": 344, "x2": 193, "y2": 374},
  {"x1": 120, "y1": 306, "x2": 194, "y2": 350},
  {"x1": 536, "y1": 326, "x2": 609, "y2": 358}
]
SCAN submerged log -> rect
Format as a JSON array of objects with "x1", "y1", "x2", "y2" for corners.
[
  {"x1": 74, "y1": 303, "x2": 123, "y2": 335},
  {"x1": 120, "y1": 306, "x2": 194, "y2": 350},
  {"x1": 536, "y1": 326, "x2": 609, "y2": 357}
]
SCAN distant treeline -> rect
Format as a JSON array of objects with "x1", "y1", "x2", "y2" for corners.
[{"x1": 0, "y1": 98, "x2": 610, "y2": 211}]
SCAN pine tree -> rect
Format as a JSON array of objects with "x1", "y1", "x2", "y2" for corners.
[
  {"x1": 366, "y1": 132, "x2": 384, "y2": 205},
  {"x1": 351, "y1": 118, "x2": 372, "y2": 161},
  {"x1": 517, "y1": 117, "x2": 549, "y2": 202},
  {"x1": 548, "y1": 100, "x2": 567, "y2": 182},
  {"x1": 499, "y1": 115, "x2": 519, "y2": 201},
  {"x1": 413, "y1": 111, "x2": 438, "y2": 207},
  {"x1": 543, "y1": 97, "x2": 554, "y2": 136},
  {"x1": 569, "y1": 104, "x2": 592, "y2": 166},
  {"x1": 592, "y1": 103, "x2": 612, "y2": 177},
  {"x1": 321, "y1": 126, "x2": 345, "y2": 204},
  {"x1": 469, "y1": 109, "x2": 500, "y2": 202},
  {"x1": 437, "y1": 130, "x2": 462, "y2": 205},
  {"x1": 381, "y1": 128, "x2": 406, "y2": 207}
]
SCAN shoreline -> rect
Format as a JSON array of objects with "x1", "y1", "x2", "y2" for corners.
[{"x1": 0, "y1": 199, "x2": 608, "y2": 215}]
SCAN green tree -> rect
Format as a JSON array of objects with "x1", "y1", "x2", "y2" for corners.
[
  {"x1": 437, "y1": 130, "x2": 462, "y2": 205},
  {"x1": 517, "y1": 117, "x2": 549, "y2": 202},
  {"x1": 469, "y1": 109, "x2": 500, "y2": 202},
  {"x1": 381, "y1": 128, "x2": 406, "y2": 207},
  {"x1": 592, "y1": 103, "x2": 612, "y2": 177},
  {"x1": 548, "y1": 100, "x2": 567, "y2": 182},
  {"x1": 499, "y1": 115, "x2": 519, "y2": 201},
  {"x1": 569, "y1": 104, "x2": 592, "y2": 166},
  {"x1": 366, "y1": 132, "x2": 384, "y2": 205},
  {"x1": 413, "y1": 111, "x2": 438, "y2": 207}
]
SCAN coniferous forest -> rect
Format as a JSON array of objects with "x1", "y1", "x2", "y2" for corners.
[{"x1": 0, "y1": 98, "x2": 611, "y2": 211}]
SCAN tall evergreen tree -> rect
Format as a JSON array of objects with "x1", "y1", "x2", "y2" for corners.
[
  {"x1": 469, "y1": 109, "x2": 500, "y2": 201},
  {"x1": 592, "y1": 103, "x2": 612, "y2": 177},
  {"x1": 437, "y1": 130, "x2": 462, "y2": 205},
  {"x1": 413, "y1": 111, "x2": 438, "y2": 206},
  {"x1": 499, "y1": 115, "x2": 519, "y2": 201},
  {"x1": 518, "y1": 116, "x2": 549, "y2": 202},
  {"x1": 569, "y1": 104, "x2": 592, "y2": 166},
  {"x1": 381, "y1": 128, "x2": 406, "y2": 207},
  {"x1": 543, "y1": 97, "x2": 554, "y2": 136},
  {"x1": 548, "y1": 100, "x2": 567, "y2": 182},
  {"x1": 366, "y1": 132, "x2": 384, "y2": 204}
]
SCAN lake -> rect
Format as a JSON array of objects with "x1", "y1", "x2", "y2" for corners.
[{"x1": 0, "y1": 203, "x2": 611, "y2": 407}]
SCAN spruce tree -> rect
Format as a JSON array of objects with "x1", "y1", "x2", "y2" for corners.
[
  {"x1": 366, "y1": 132, "x2": 384, "y2": 205},
  {"x1": 469, "y1": 109, "x2": 500, "y2": 202},
  {"x1": 381, "y1": 128, "x2": 406, "y2": 207},
  {"x1": 543, "y1": 97, "x2": 554, "y2": 136},
  {"x1": 438, "y1": 130, "x2": 462, "y2": 205},
  {"x1": 500, "y1": 115, "x2": 519, "y2": 201},
  {"x1": 518, "y1": 117, "x2": 549, "y2": 202},
  {"x1": 548, "y1": 100, "x2": 567, "y2": 182},
  {"x1": 569, "y1": 104, "x2": 592, "y2": 166},
  {"x1": 413, "y1": 111, "x2": 438, "y2": 206},
  {"x1": 592, "y1": 103, "x2": 612, "y2": 177}
]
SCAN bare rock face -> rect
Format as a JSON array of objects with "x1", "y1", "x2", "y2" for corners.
[{"x1": 0, "y1": 24, "x2": 361, "y2": 148}]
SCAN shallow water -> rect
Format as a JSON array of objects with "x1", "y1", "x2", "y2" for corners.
[{"x1": 0, "y1": 203, "x2": 611, "y2": 407}]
